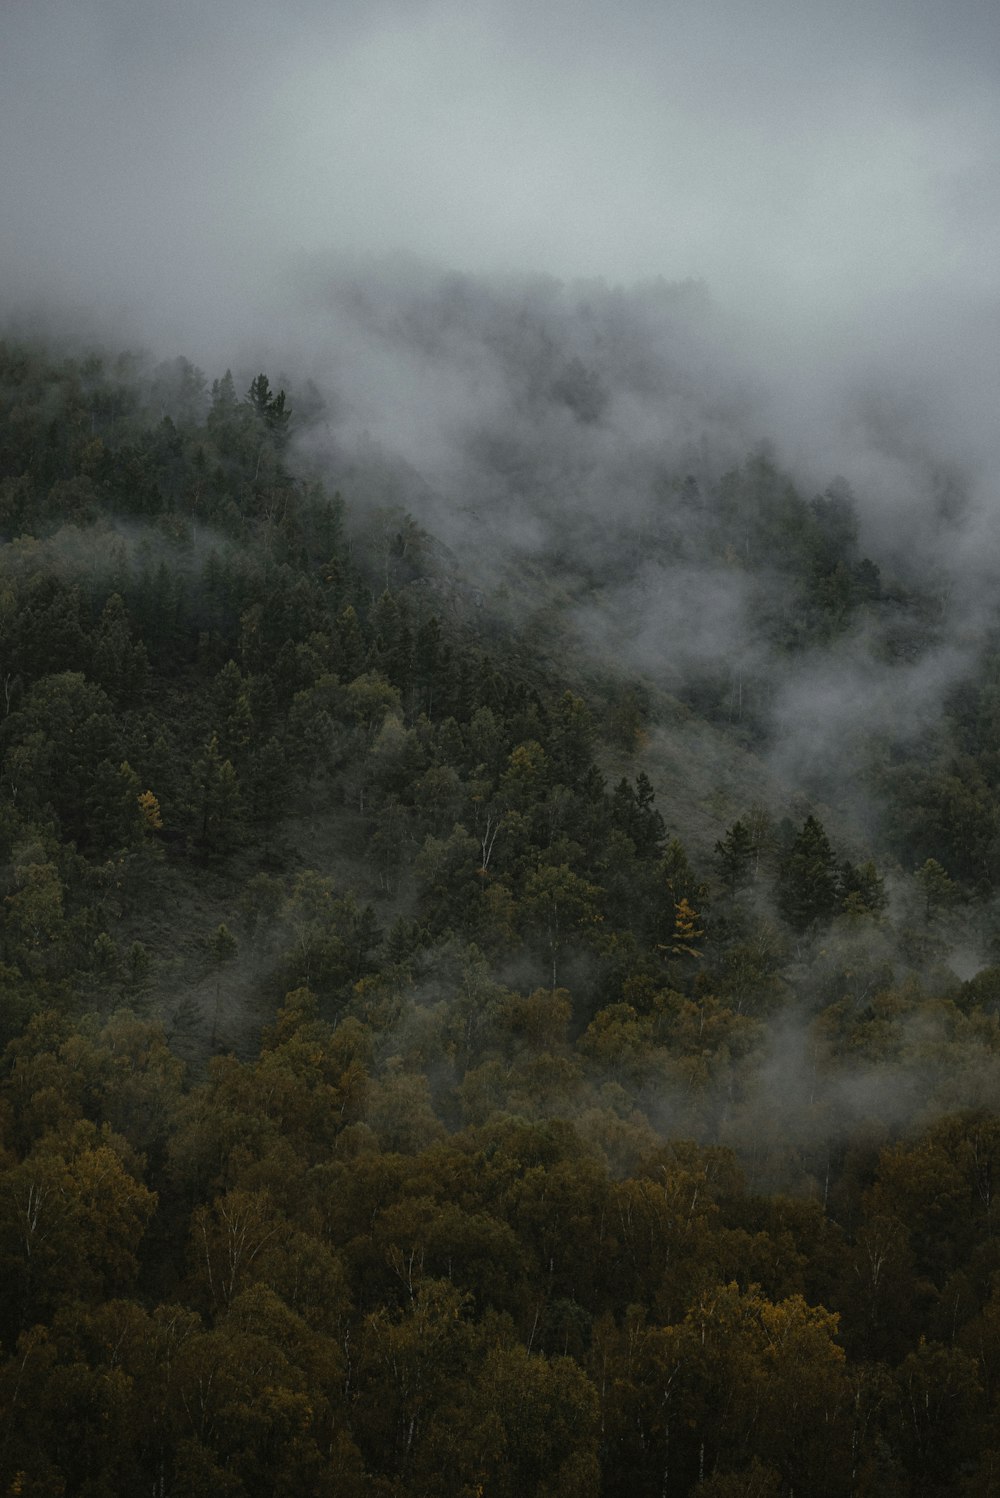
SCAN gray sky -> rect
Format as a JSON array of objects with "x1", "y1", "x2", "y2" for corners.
[
  {"x1": 3, "y1": 0, "x2": 1000, "y2": 345},
  {"x1": 4, "y1": 0, "x2": 1000, "y2": 576}
]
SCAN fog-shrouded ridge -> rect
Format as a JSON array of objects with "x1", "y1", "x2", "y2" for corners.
[
  {"x1": 247, "y1": 259, "x2": 994, "y2": 843},
  {"x1": 6, "y1": 10, "x2": 1000, "y2": 919},
  {"x1": 10, "y1": 26, "x2": 1000, "y2": 1478},
  {"x1": 5, "y1": 0, "x2": 1000, "y2": 567}
]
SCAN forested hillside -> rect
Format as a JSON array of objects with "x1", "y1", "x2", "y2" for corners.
[{"x1": 2, "y1": 337, "x2": 1000, "y2": 1496}]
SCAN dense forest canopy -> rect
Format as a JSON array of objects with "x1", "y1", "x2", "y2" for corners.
[{"x1": 1, "y1": 326, "x2": 1000, "y2": 1498}]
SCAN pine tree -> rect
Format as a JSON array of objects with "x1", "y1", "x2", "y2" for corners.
[
  {"x1": 839, "y1": 858, "x2": 887, "y2": 916},
  {"x1": 715, "y1": 819, "x2": 755, "y2": 892},
  {"x1": 777, "y1": 816, "x2": 840, "y2": 930},
  {"x1": 190, "y1": 734, "x2": 242, "y2": 857},
  {"x1": 916, "y1": 857, "x2": 957, "y2": 920},
  {"x1": 611, "y1": 774, "x2": 665, "y2": 861}
]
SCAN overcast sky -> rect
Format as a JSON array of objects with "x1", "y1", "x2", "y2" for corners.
[
  {"x1": 3, "y1": 0, "x2": 1000, "y2": 542},
  {"x1": 3, "y1": 0, "x2": 999, "y2": 341}
]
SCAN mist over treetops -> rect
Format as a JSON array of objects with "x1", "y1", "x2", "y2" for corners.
[{"x1": 4, "y1": 3, "x2": 1000, "y2": 1494}]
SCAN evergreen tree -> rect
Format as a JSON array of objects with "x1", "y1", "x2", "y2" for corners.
[
  {"x1": 777, "y1": 816, "x2": 839, "y2": 930},
  {"x1": 611, "y1": 773, "x2": 665, "y2": 861},
  {"x1": 839, "y1": 858, "x2": 887, "y2": 917},
  {"x1": 715, "y1": 818, "x2": 755, "y2": 892}
]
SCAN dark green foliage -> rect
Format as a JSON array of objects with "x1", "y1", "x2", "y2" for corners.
[
  {"x1": 715, "y1": 818, "x2": 754, "y2": 892},
  {"x1": 3, "y1": 335, "x2": 1000, "y2": 1496},
  {"x1": 611, "y1": 772, "x2": 665, "y2": 861},
  {"x1": 777, "y1": 816, "x2": 840, "y2": 930},
  {"x1": 839, "y1": 857, "x2": 887, "y2": 916}
]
